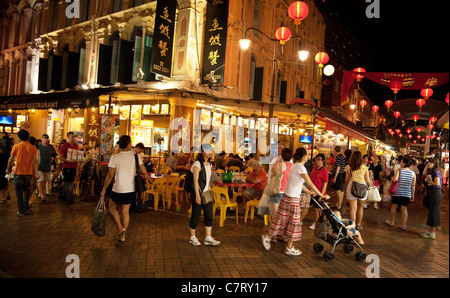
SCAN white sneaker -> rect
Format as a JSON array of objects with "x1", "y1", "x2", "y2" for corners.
[
  {"x1": 285, "y1": 246, "x2": 302, "y2": 256},
  {"x1": 385, "y1": 219, "x2": 394, "y2": 226},
  {"x1": 190, "y1": 236, "x2": 201, "y2": 246},
  {"x1": 261, "y1": 234, "x2": 271, "y2": 250},
  {"x1": 204, "y1": 236, "x2": 221, "y2": 246},
  {"x1": 309, "y1": 223, "x2": 316, "y2": 230}
]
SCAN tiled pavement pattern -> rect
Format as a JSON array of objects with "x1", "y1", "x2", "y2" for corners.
[{"x1": 0, "y1": 183, "x2": 448, "y2": 278}]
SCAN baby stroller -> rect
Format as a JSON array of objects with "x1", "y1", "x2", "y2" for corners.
[{"x1": 311, "y1": 196, "x2": 366, "y2": 262}]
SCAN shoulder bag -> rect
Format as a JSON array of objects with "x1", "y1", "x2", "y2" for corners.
[
  {"x1": 264, "y1": 160, "x2": 283, "y2": 196},
  {"x1": 388, "y1": 169, "x2": 400, "y2": 195},
  {"x1": 134, "y1": 154, "x2": 146, "y2": 193},
  {"x1": 350, "y1": 168, "x2": 369, "y2": 198}
]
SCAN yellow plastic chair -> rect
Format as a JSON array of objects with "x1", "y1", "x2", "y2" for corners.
[
  {"x1": 142, "y1": 180, "x2": 153, "y2": 204},
  {"x1": 244, "y1": 198, "x2": 261, "y2": 223},
  {"x1": 232, "y1": 186, "x2": 243, "y2": 204},
  {"x1": 170, "y1": 173, "x2": 179, "y2": 177},
  {"x1": 147, "y1": 177, "x2": 167, "y2": 210},
  {"x1": 229, "y1": 166, "x2": 240, "y2": 172},
  {"x1": 73, "y1": 168, "x2": 82, "y2": 196},
  {"x1": 160, "y1": 166, "x2": 172, "y2": 175},
  {"x1": 211, "y1": 186, "x2": 238, "y2": 227},
  {"x1": 176, "y1": 177, "x2": 186, "y2": 203},
  {"x1": 163, "y1": 177, "x2": 179, "y2": 209}
]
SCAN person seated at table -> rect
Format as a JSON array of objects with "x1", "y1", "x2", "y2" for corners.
[
  {"x1": 215, "y1": 152, "x2": 227, "y2": 170},
  {"x1": 143, "y1": 155, "x2": 154, "y2": 172},
  {"x1": 166, "y1": 152, "x2": 179, "y2": 172},
  {"x1": 243, "y1": 160, "x2": 267, "y2": 201},
  {"x1": 228, "y1": 154, "x2": 244, "y2": 171}
]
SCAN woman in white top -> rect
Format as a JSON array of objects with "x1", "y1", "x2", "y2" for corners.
[
  {"x1": 101, "y1": 135, "x2": 152, "y2": 242},
  {"x1": 189, "y1": 144, "x2": 220, "y2": 246},
  {"x1": 262, "y1": 148, "x2": 330, "y2": 256}
]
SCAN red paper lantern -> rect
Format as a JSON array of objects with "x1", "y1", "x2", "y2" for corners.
[
  {"x1": 416, "y1": 127, "x2": 422, "y2": 132},
  {"x1": 359, "y1": 100, "x2": 367, "y2": 109},
  {"x1": 413, "y1": 140, "x2": 417, "y2": 144},
  {"x1": 389, "y1": 131, "x2": 395, "y2": 136},
  {"x1": 408, "y1": 134, "x2": 412, "y2": 139},
  {"x1": 393, "y1": 111, "x2": 401, "y2": 118},
  {"x1": 412, "y1": 115, "x2": 419, "y2": 123},
  {"x1": 399, "y1": 133, "x2": 403, "y2": 138},
  {"x1": 431, "y1": 134, "x2": 436, "y2": 139},
  {"x1": 420, "y1": 88, "x2": 433, "y2": 99},
  {"x1": 417, "y1": 135, "x2": 421, "y2": 139},
  {"x1": 421, "y1": 138, "x2": 425, "y2": 142},
  {"x1": 416, "y1": 98, "x2": 426, "y2": 112},
  {"x1": 372, "y1": 105, "x2": 379, "y2": 113},
  {"x1": 425, "y1": 135, "x2": 429, "y2": 139},
  {"x1": 275, "y1": 27, "x2": 291, "y2": 45},
  {"x1": 314, "y1": 52, "x2": 329, "y2": 68},
  {"x1": 395, "y1": 129, "x2": 401, "y2": 134},
  {"x1": 430, "y1": 116, "x2": 437, "y2": 123},
  {"x1": 288, "y1": 1, "x2": 309, "y2": 25},
  {"x1": 352, "y1": 67, "x2": 366, "y2": 82},
  {"x1": 428, "y1": 124, "x2": 434, "y2": 130},
  {"x1": 385, "y1": 100, "x2": 393, "y2": 111},
  {"x1": 446, "y1": 93, "x2": 449, "y2": 104},
  {"x1": 390, "y1": 80, "x2": 402, "y2": 94},
  {"x1": 406, "y1": 128, "x2": 412, "y2": 134}
]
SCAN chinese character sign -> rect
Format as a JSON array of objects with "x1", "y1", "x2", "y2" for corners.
[
  {"x1": 201, "y1": 0, "x2": 229, "y2": 84},
  {"x1": 151, "y1": 0, "x2": 177, "y2": 77}
]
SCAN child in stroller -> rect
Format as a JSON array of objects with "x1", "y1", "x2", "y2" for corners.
[{"x1": 312, "y1": 196, "x2": 366, "y2": 262}]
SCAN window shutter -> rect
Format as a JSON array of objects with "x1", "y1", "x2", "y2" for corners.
[
  {"x1": 38, "y1": 58, "x2": 48, "y2": 91},
  {"x1": 117, "y1": 39, "x2": 133, "y2": 84},
  {"x1": 98, "y1": 44, "x2": 112, "y2": 86},
  {"x1": 252, "y1": 67, "x2": 264, "y2": 101}
]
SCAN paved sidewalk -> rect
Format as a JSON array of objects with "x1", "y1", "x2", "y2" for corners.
[{"x1": 0, "y1": 183, "x2": 448, "y2": 278}]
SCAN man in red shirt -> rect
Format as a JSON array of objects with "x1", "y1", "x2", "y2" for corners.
[
  {"x1": 58, "y1": 132, "x2": 80, "y2": 204},
  {"x1": 244, "y1": 160, "x2": 267, "y2": 201},
  {"x1": 308, "y1": 153, "x2": 329, "y2": 230}
]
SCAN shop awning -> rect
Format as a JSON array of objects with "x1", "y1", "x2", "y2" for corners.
[
  {"x1": 318, "y1": 107, "x2": 373, "y2": 144},
  {"x1": 437, "y1": 110, "x2": 449, "y2": 129},
  {"x1": 0, "y1": 87, "x2": 115, "y2": 110}
]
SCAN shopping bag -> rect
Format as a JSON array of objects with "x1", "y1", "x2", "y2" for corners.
[
  {"x1": 257, "y1": 193, "x2": 271, "y2": 216},
  {"x1": 91, "y1": 197, "x2": 108, "y2": 236},
  {"x1": 366, "y1": 186, "x2": 381, "y2": 203}
]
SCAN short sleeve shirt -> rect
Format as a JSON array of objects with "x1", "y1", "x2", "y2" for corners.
[
  {"x1": 250, "y1": 168, "x2": 267, "y2": 193},
  {"x1": 10, "y1": 141, "x2": 37, "y2": 175},
  {"x1": 310, "y1": 166, "x2": 329, "y2": 194},
  {"x1": 108, "y1": 151, "x2": 143, "y2": 193},
  {"x1": 345, "y1": 165, "x2": 368, "y2": 184},
  {"x1": 59, "y1": 142, "x2": 80, "y2": 169},
  {"x1": 332, "y1": 154, "x2": 346, "y2": 175},
  {"x1": 284, "y1": 163, "x2": 308, "y2": 198}
]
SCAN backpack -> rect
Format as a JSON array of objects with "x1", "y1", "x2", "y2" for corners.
[{"x1": 184, "y1": 162, "x2": 204, "y2": 193}]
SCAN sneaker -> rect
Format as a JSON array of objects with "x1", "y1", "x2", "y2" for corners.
[
  {"x1": 261, "y1": 234, "x2": 271, "y2": 250},
  {"x1": 399, "y1": 226, "x2": 407, "y2": 231},
  {"x1": 385, "y1": 219, "x2": 394, "y2": 226},
  {"x1": 17, "y1": 211, "x2": 24, "y2": 217},
  {"x1": 309, "y1": 223, "x2": 316, "y2": 230},
  {"x1": 419, "y1": 232, "x2": 435, "y2": 239},
  {"x1": 189, "y1": 236, "x2": 201, "y2": 246},
  {"x1": 285, "y1": 246, "x2": 302, "y2": 256},
  {"x1": 204, "y1": 236, "x2": 220, "y2": 246}
]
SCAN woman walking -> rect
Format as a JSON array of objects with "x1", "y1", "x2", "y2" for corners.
[
  {"x1": 262, "y1": 148, "x2": 329, "y2": 256},
  {"x1": 100, "y1": 135, "x2": 152, "y2": 242},
  {"x1": 345, "y1": 151, "x2": 373, "y2": 231},
  {"x1": 268, "y1": 148, "x2": 293, "y2": 242},
  {"x1": 420, "y1": 159, "x2": 443, "y2": 239},
  {"x1": 189, "y1": 143, "x2": 220, "y2": 246},
  {"x1": 385, "y1": 156, "x2": 416, "y2": 231}
]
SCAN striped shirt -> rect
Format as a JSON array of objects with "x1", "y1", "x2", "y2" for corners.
[
  {"x1": 394, "y1": 168, "x2": 415, "y2": 198},
  {"x1": 332, "y1": 154, "x2": 346, "y2": 175},
  {"x1": 345, "y1": 165, "x2": 368, "y2": 184}
]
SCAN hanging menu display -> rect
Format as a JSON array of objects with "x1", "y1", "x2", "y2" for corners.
[
  {"x1": 201, "y1": 0, "x2": 229, "y2": 84},
  {"x1": 151, "y1": 0, "x2": 177, "y2": 77}
]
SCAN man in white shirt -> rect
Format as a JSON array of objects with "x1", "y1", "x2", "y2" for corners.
[{"x1": 100, "y1": 135, "x2": 152, "y2": 242}]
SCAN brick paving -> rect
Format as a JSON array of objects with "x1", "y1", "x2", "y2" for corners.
[{"x1": 0, "y1": 183, "x2": 448, "y2": 279}]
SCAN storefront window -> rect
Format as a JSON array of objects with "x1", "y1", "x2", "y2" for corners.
[{"x1": 152, "y1": 128, "x2": 169, "y2": 155}]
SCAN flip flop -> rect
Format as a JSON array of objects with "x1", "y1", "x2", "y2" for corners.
[{"x1": 118, "y1": 229, "x2": 126, "y2": 242}]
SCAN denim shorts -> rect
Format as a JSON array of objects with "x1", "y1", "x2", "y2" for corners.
[{"x1": 269, "y1": 193, "x2": 283, "y2": 203}]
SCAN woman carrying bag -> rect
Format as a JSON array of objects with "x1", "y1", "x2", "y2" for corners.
[
  {"x1": 420, "y1": 159, "x2": 443, "y2": 239},
  {"x1": 345, "y1": 151, "x2": 373, "y2": 231},
  {"x1": 188, "y1": 143, "x2": 220, "y2": 246}
]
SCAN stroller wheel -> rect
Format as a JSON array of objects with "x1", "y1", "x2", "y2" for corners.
[
  {"x1": 323, "y1": 251, "x2": 334, "y2": 262},
  {"x1": 343, "y1": 244, "x2": 354, "y2": 253},
  {"x1": 355, "y1": 250, "x2": 367, "y2": 262},
  {"x1": 313, "y1": 243, "x2": 324, "y2": 253}
]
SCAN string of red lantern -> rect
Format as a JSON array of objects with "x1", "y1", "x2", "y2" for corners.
[{"x1": 288, "y1": 1, "x2": 309, "y2": 26}]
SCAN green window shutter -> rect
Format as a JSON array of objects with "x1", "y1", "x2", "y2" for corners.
[
  {"x1": 142, "y1": 35, "x2": 154, "y2": 82},
  {"x1": 132, "y1": 35, "x2": 142, "y2": 82}
]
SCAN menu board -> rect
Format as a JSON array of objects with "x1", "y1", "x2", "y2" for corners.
[
  {"x1": 131, "y1": 105, "x2": 142, "y2": 121},
  {"x1": 143, "y1": 105, "x2": 151, "y2": 114},
  {"x1": 201, "y1": 109, "x2": 211, "y2": 125},
  {"x1": 213, "y1": 112, "x2": 222, "y2": 126},
  {"x1": 67, "y1": 148, "x2": 84, "y2": 162},
  {"x1": 119, "y1": 105, "x2": 130, "y2": 120},
  {"x1": 161, "y1": 104, "x2": 169, "y2": 114}
]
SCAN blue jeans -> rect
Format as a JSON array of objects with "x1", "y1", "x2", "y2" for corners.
[{"x1": 13, "y1": 175, "x2": 32, "y2": 214}]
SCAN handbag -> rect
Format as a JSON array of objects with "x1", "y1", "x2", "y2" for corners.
[
  {"x1": 134, "y1": 154, "x2": 146, "y2": 193},
  {"x1": 201, "y1": 191, "x2": 213, "y2": 205},
  {"x1": 388, "y1": 170, "x2": 400, "y2": 195},
  {"x1": 257, "y1": 193, "x2": 270, "y2": 216},
  {"x1": 91, "y1": 197, "x2": 108, "y2": 236},
  {"x1": 350, "y1": 169, "x2": 368, "y2": 198},
  {"x1": 264, "y1": 161, "x2": 283, "y2": 196},
  {"x1": 367, "y1": 186, "x2": 382, "y2": 202}
]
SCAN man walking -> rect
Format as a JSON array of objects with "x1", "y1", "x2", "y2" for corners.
[
  {"x1": 6, "y1": 130, "x2": 39, "y2": 216},
  {"x1": 331, "y1": 146, "x2": 347, "y2": 210},
  {"x1": 59, "y1": 132, "x2": 79, "y2": 204},
  {"x1": 37, "y1": 134, "x2": 57, "y2": 201}
]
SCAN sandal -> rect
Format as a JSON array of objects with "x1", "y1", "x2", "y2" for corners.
[{"x1": 118, "y1": 229, "x2": 126, "y2": 242}]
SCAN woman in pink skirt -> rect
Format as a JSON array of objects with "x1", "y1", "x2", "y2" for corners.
[{"x1": 262, "y1": 148, "x2": 330, "y2": 256}]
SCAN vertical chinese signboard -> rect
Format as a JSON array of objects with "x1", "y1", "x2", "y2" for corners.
[
  {"x1": 151, "y1": 0, "x2": 177, "y2": 77},
  {"x1": 202, "y1": 0, "x2": 229, "y2": 84},
  {"x1": 86, "y1": 108, "x2": 101, "y2": 149}
]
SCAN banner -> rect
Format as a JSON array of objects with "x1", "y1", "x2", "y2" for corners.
[
  {"x1": 201, "y1": 0, "x2": 229, "y2": 84},
  {"x1": 341, "y1": 71, "x2": 449, "y2": 103},
  {"x1": 151, "y1": 0, "x2": 177, "y2": 77}
]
